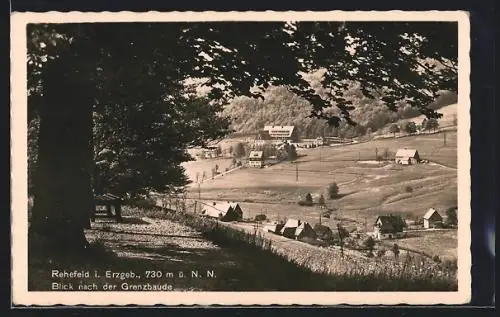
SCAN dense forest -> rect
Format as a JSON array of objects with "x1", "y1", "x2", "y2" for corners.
[{"x1": 223, "y1": 71, "x2": 457, "y2": 139}]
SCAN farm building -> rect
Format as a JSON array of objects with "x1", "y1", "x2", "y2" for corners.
[
  {"x1": 295, "y1": 222, "x2": 317, "y2": 240},
  {"x1": 395, "y1": 148, "x2": 421, "y2": 165},
  {"x1": 373, "y1": 215, "x2": 406, "y2": 240},
  {"x1": 254, "y1": 130, "x2": 272, "y2": 147},
  {"x1": 280, "y1": 218, "x2": 301, "y2": 238},
  {"x1": 248, "y1": 150, "x2": 264, "y2": 168},
  {"x1": 202, "y1": 146, "x2": 220, "y2": 159},
  {"x1": 263, "y1": 125, "x2": 299, "y2": 142},
  {"x1": 314, "y1": 136, "x2": 326, "y2": 146},
  {"x1": 200, "y1": 202, "x2": 243, "y2": 222},
  {"x1": 423, "y1": 208, "x2": 443, "y2": 229},
  {"x1": 264, "y1": 222, "x2": 285, "y2": 234}
]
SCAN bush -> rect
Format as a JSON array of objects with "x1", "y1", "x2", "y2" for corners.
[
  {"x1": 328, "y1": 183, "x2": 339, "y2": 199},
  {"x1": 305, "y1": 193, "x2": 313, "y2": 205},
  {"x1": 405, "y1": 185, "x2": 413, "y2": 193},
  {"x1": 298, "y1": 200, "x2": 313, "y2": 206},
  {"x1": 377, "y1": 249, "x2": 386, "y2": 258},
  {"x1": 254, "y1": 214, "x2": 267, "y2": 222},
  {"x1": 433, "y1": 255, "x2": 441, "y2": 263},
  {"x1": 314, "y1": 224, "x2": 333, "y2": 240}
]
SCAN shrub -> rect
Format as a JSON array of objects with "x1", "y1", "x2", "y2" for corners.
[
  {"x1": 405, "y1": 185, "x2": 413, "y2": 193},
  {"x1": 363, "y1": 236, "x2": 376, "y2": 253},
  {"x1": 254, "y1": 214, "x2": 267, "y2": 222},
  {"x1": 298, "y1": 200, "x2": 313, "y2": 206},
  {"x1": 305, "y1": 193, "x2": 313, "y2": 205},
  {"x1": 433, "y1": 255, "x2": 441, "y2": 263},
  {"x1": 377, "y1": 249, "x2": 386, "y2": 258},
  {"x1": 445, "y1": 207, "x2": 458, "y2": 226},
  {"x1": 314, "y1": 224, "x2": 333, "y2": 241},
  {"x1": 327, "y1": 183, "x2": 339, "y2": 199}
]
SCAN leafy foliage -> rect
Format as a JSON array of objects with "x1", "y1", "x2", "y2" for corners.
[
  {"x1": 403, "y1": 121, "x2": 418, "y2": 134},
  {"x1": 445, "y1": 207, "x2": 458, "y2": 226},
  {"x1": 26, "y1": 21, "x2": 458, "y2": 249},
  {"x1": 234, "y1": 142, "x2": 247, "y2": 158},
  {"x1": 389, "y1": 123, "x2": 400, "y2": 137},
  {"x1": 328, "y1": 182, "x2": 340, "y2": 199}
]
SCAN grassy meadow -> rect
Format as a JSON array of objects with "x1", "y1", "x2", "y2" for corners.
[{"x1": 185, "y1": 130, "x2": 458, "y2": 260}]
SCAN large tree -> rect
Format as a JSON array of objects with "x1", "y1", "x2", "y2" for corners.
[{"x1": 27, "y1": 22, "x2": 457, "y2": 252}]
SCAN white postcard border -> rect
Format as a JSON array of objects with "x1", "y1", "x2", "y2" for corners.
[{"x1": 10, "y1": 10, "x2": 471, "y2": 306}]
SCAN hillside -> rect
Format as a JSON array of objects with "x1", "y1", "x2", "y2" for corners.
[{"x1": 222, "y1": 84, "x2": 457, "y2": 139}]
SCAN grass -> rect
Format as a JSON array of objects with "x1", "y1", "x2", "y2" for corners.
[
  {"x1": 28, "y1": 205, "x2": 458, "y2": 291},
  {"x1": 387, "y1": 230, "x2": 458, "y2": 261},
  {"x1": 125, "y1": 206, "x2": 457, "y2": 291},
  {"x1": 183, "y1": 130, "x2": 458, "y2": 265}
]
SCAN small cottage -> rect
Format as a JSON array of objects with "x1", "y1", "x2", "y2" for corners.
[
  {"x1": 201, "y1": 202, "x2": 243, "y2": 222},
  {"x1": 295, "y1": 222, "x2": 317, "y2": 240},
  {"x1": 395, "y1": 148, "x2": 421, "y2": 165},
  {"x1": 264, "y1": 222, "x2": 285, "y2": 234},
  {"x1": 248, "y1": 150, "x2": 264, "y2": 168},
  {"x1": 423, "y1": 208, "x2": 443, "y2": 229},
  {"x1": 373, "y1": 215, "x2": 406, "y2": 240},
  {"x1": 280, "y1": 218, "x2": 301, "y2": 238}
]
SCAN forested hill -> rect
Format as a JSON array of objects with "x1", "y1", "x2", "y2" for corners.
[{"x1": 223, "y1": 84, "x2": 457, "y2": 139}]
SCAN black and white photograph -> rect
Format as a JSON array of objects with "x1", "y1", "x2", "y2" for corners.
[{"x1": 11, "y1": 11, "x2": 471, "y2": 305}]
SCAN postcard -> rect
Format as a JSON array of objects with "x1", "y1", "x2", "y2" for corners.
[{"x1": 11, "y1": 10, "x2": 471, "y2": 306}]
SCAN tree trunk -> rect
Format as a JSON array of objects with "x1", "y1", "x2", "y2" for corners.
[{"x1": 30, "y1": 64, "x2": 95, "y2": 253}]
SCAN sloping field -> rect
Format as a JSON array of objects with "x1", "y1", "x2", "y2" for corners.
[{"x1": 186, "y1": 131, "x2": 457, "y2": 234}]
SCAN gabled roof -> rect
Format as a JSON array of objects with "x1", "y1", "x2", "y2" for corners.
[
  {"x1": 395, "y1": 148, "x2": 419, "y2": 158},
  {"x1": 423, "y1": 208, "x2": 442, "y2": 220},
  {"x1": 295, "y1": 222, "x2": 315, "y2": 237},
  {"x1": 201, "y1": 202, "x2": 239, "y2": 218},
  {"x1": 282, "y1": 218, "x2": 300, "y2": 228},
  {"x1": 263, "y1": 125, "x2": 295, "y2": 138},
  {"x1": 375, "y1": 215, "x2": 406, "y2": 232},
  {"x1": 249, "y1": 151, "x2": 264, "y2": 159}
]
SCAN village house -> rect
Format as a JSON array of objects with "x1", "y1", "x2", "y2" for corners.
[
  {"x1": 395, "y1": 148, "x2": 421, "y2": 165},
  {"x1": 294, "y1": 222, "x2": 317, "y2": 240},
  {"x1": 263, "y1": 125, "x2": 299, "y2": 143},
  {"x1": 200, "y1": 202, "x2": 243, "y2": 222},
  {"x1": 423, "y1": 208, "x2": 443, "y2": 229},
  {"x1": 248, "y1": 150, "x2": 264, "y2": 168},
  {"x1": 280, "y1": 218, "x2": 301, "y2": 239},
  {"x1": 264, "y1": 221, "x2": 285, "y2": 234},
  {"x1": 202, "y1": 146, "x2": 220, "y2": 159},
  {"x1": 373, "y1": 214, "x2": 406, "y2": 240}
]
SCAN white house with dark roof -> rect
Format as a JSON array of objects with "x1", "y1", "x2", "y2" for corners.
[
  {"x1": 200, "y1": 202, "x2": 243, "y2": 222},
  {"x1": 263, "y1": 125, "x2": 298, "y2": 142},
  {"x1": 395, "y1": 148, "x2": 421, "y2": 165},
  {"x1": 248, "y1": 150, "x2": 264, "y2": 168},
  {"x1": 280, "y1": 218, "x2": 301, "y2": 238},
  {"x1": 423, "y1": 208, "x2": 443, "y2": 229}
]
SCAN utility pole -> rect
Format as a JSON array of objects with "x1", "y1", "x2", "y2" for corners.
[
  {"x1": 443, "y1": 132, "x2": 447, "y2": 147},
  {"x1": 375, "y1": 147, "x2": 378, "y2": 161},
  {"x1": 193, "y1": 200, "x2": 197, "y2": 214},
  {"x1": 358, "y1": 151, "x2": 361, "y2": 162},
  {"x1": 198, "y1": 183, "x2": 201, "y2": 200}
]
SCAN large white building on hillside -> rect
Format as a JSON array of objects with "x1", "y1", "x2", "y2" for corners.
[{"x1": 263, "y1": 125, "x2": 298, "y2": 142}]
